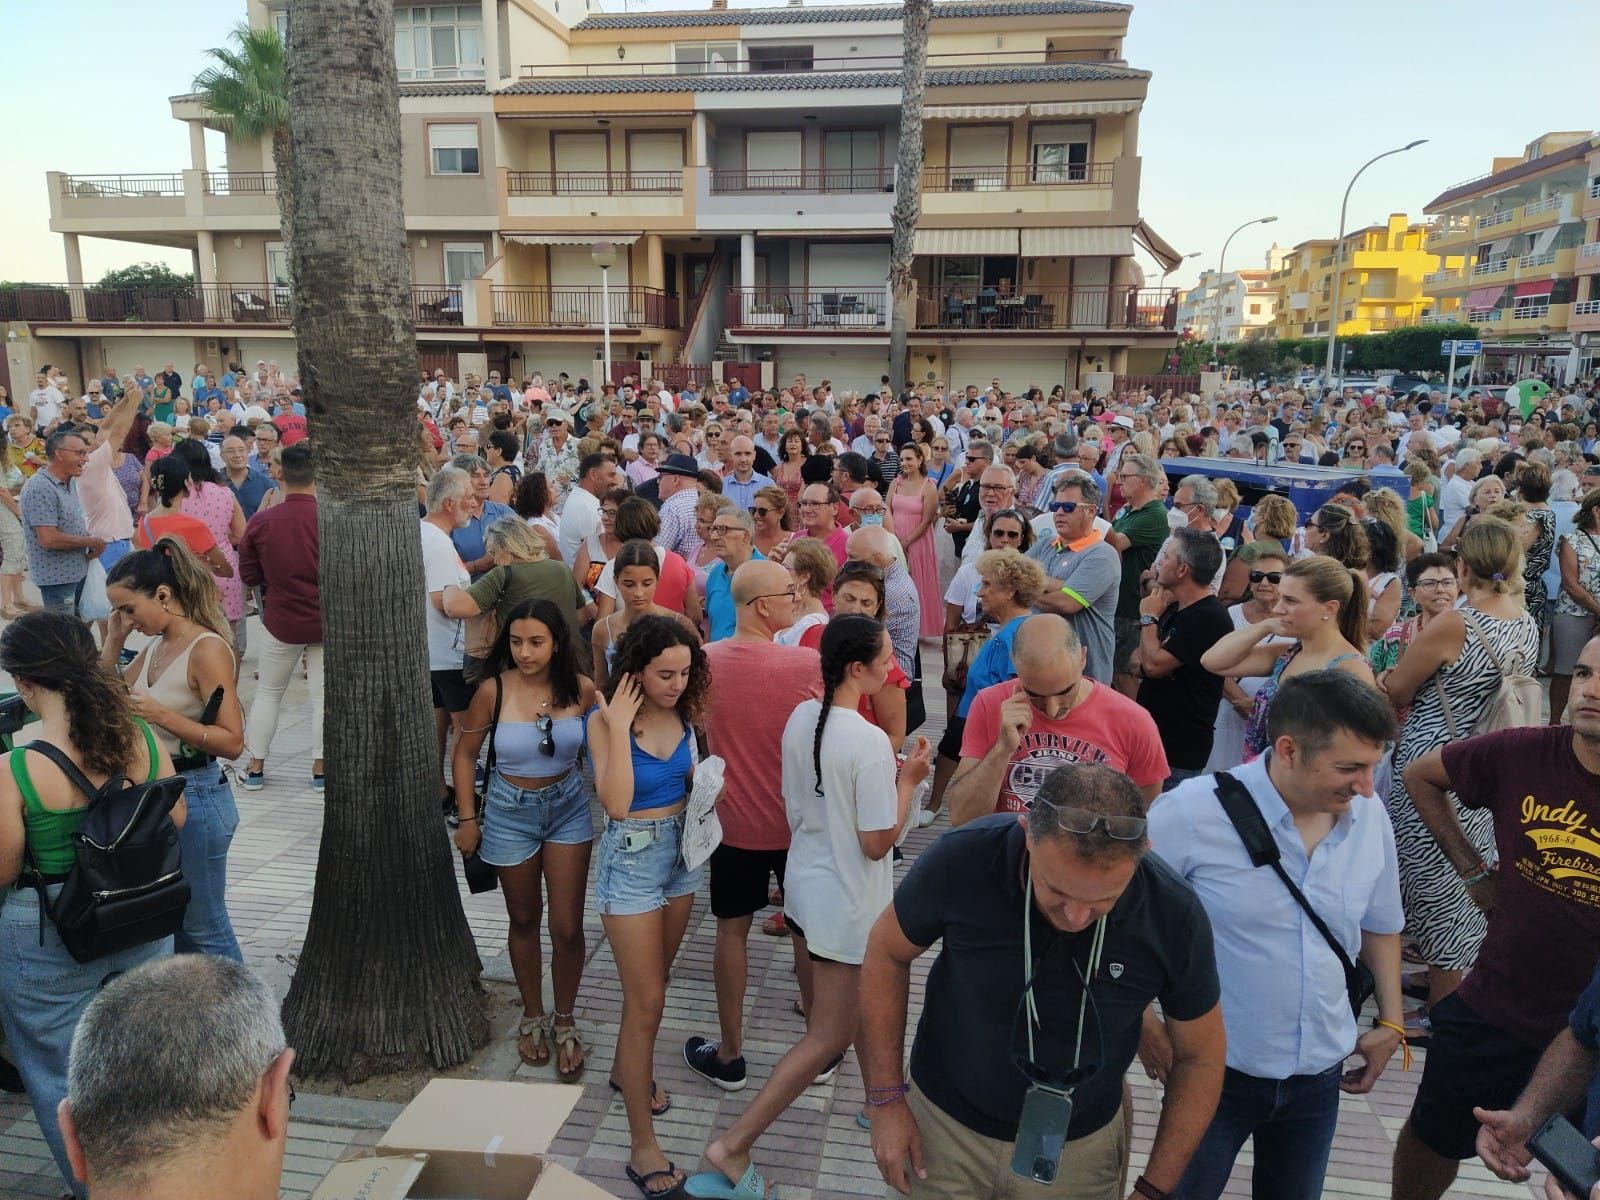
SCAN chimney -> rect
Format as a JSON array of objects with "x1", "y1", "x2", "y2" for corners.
[{"x1": 711, "y1": 0, "x2": 727, "y2": 8}]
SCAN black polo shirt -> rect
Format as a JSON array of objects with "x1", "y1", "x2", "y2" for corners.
[{"x1": 895, "y1": 815, "x2": 1219, "y2": 1142}]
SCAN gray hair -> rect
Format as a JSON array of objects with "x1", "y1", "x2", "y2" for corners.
[
  {"x1": 426, "y1": 465, "x2": 472, "y2": 513},
  {"x1": 982, "y1": 463, "x2": 1018, "y2": 488},
  {"x1": 1051, "y1": 468, "x2": 1102, "y2": 511},
  {"x1": 1121, "y1": 452, "x2": 1163, "y2": 488},
  {"x1": 66, "y1": 957, "x2": 285, "y2": 1184},
  {"x1": 1169, "y1": 525, "x2": 1224, "y2": 586},
  {"x1": 1175, "y1": 475, "x2": 1218, "y2": 508},
  {"x1": 1028, "y1": 763, "x2": 1148, "y2": 864},
  {"x1": 809, "y1": 412, "x2": 832, "y2": 437},
  {"x1": 448, "y1": 452, "x2": 489, "y2": 475},
  {"x1": 966, "y1": 439, "x2": 994, "y2": 462},
  {"x1": 1454, "y1": 447, "x2": 1483, "y2": 471},
  {"x1": 716, "y1": 507, "x2": 755, "y2": 535}
]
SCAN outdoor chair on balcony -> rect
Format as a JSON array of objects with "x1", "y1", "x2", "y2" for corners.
[
  {"x1": 819, "y1": 293, "x2": 840, "y2": 326},
  {"x1": 233, "y1": 292, "x2": 269, "y2": 322},
  {"x1": 977, "y1": 288, "x2": 999, "y2": 327},
  {"x1": 1022, "y1": 294, "x2": 1044, "y2": 328},
  {"x1": 943, "y1": 294, "x2": 967, "y2": 327}
]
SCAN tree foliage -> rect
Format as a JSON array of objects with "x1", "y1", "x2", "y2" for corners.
[
  {"x1": 1212, "y1": 322, "x2": 1484, "y2": 377},
  {"x1": 97, "y1": 263, "x2": 194, "y2": 291}
]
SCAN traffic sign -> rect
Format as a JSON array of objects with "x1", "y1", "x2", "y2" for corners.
[
  {"x1": 1441, "y1": 340, "x2": 1453, "y2": 354},
  {"x1": 1456, "y1": 339, "x2": 1482, "y2": 354}
]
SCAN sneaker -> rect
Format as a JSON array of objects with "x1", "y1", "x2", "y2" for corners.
[
  {"x1": 312, "y1": 773, "x2": 325, "y2": 793},
  {"x1": 812, "y1": 1052, "x2": 845, "y2": 1085},
  {"x1": 241, "y1": 769, "x2": 265, "y2": 792},
  {"x1": 684, "y1": 1036, "x2": 747, "y2": 1092},
  {"x1": 916, "y1": 807, "x2": 939, "y2": 828}
]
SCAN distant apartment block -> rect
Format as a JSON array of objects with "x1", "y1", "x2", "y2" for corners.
[{"x1": 1267, "y1": 213, "x2": 1448, "y2": 342}]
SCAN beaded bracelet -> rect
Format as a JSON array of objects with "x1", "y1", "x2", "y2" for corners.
[
  {"x1": 864, "y1": 1083, "x2": 910, "y2": 1107},
  {"x1": 1459, "y1": 864, "x2": 1492, "y2": 886}
]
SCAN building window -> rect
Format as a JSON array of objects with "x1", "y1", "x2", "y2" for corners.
[
  {"x1": 396, "y1": 5, "x2": 484, "y2": 80},
  {"x1": 822, "y1": 130, "x2": 882, "y2": 191},
  {"x1": 429, "y1": 123, "x2": 481, "y2": 175},
  {"x1": 271, "y1": 8, "x2": 289, "y2": 42},
  {"x1": 443, "y1": 243, "x2": 485, "y2": 286},
  {"x1": 1249, "y1": 303, "x2": 1261, "y2": 315},
  {"x1": 748, "y1": 45, "x2": 813, "y2": 72},
  {"x1": 674, "y1": 41, "x2": 738, "y2": 74},
  {"x1": 266, "y1": 242, "x2": 290, "y2": 288},
  {"x1": 1029, "y1": 122, "x2": 1090, "y2": 183}
]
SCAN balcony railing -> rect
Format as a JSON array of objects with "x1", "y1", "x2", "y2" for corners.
[
  {"x1": 411, "y1": 285, "x2": 463, "y2": 327},
  {"x1": 1423, "y1": 269, "x2": 1462, "y2": 286},
  {"x1": 0, "y1": 283, "x2": 292, "y2": 324},
  {"x1": 1524, "y1": 194, "x2": 1566, "y2": 217},
  {"x1": 204, "y1": 171, "x2": 277, "y2": 195},
  {"x1": 1472, "y1": 257, "x2": 1512, "y2": 277},
  {"x1": 59, "y1": 174, "x2": 184, "y2": 198},
  {"x1": 1477, "y1": 209, "x2": 1516, "y2": 230},
  {"x1": 921, "y1": 162, "x2": 1114, "y2": 191},
  {"x1": 1511, "y1": 302, "x2": 1551, "y2": 320},
  {"x1": 1575, "y1": 300, "x2": 1600, "y2": 316},
  {"x1": 916, "y1": 286, "x2": 1178, "y2": 331},
  {"x1": 490, "y1": 286, "x2": 679, "y2": 328},
  {"x1": 1468, "y1": 309, "x2": 1502, "y2": 324},
  {"x1": 1519, "y1": 249, "x2": 1558, "y2": 270},
  {"x1": 709, "y1": 166, "x2": 895, "y2": 194},
  {"x1": 726, "y1": 287, "x2": 888, "y2": 329},
  {"x1": 1591, "y1": 181, "x2": 1600, "y2": 199},
  {"x1": 506, "y1": 170, "x2": 682, "y2": 196},
  {"x1": 1426, "y1": 218, "x2": 1473, "y2": 243}
]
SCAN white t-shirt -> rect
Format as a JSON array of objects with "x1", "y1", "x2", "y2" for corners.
[
  {"x1": 420, "y1": 521, "x2": 469, "y2": 670},
  {"x1": 780, "y1": 700, "x2": 899, "y2": 965},
  {"x1": 1440, "y1": 473, "x2": 1473, "y2": 531},
  {"x1": 944, "y1": 562, "x2": 982, "y2": 623},
  {"x1": 29, "y1": 388, "x2": 61, "y2": 426},
  {"x1": 558, "y1": 484, "x2": 603, "y2": 567},
  {"x1": 595, "y1": 541, "x2": 666, "y2": 600},
  {"x1": 774, "y1": 611, "x2": 827, "y2": 646}
]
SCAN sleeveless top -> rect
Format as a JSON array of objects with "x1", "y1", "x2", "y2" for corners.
[
  {"x1": 629, "y1": 719, "x2": 693, "y2": 814},
  {"x1": 183, "y1": 482, "x2": 243, "y2": 622},
  {"x1": 1242, "y1": 643, "x2": 1363, "y2": 758},
  {"x1": 14, "y1": 721, "x2": 160, "y2": 876},
  {"x1": 494, "y1": 715, "x2": 584, "y2": 778},
  {"x1": 132, "y1": 630, "x2": 228, "y2": 756}
]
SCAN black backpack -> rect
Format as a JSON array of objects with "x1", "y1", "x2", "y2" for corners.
[{"x1": 20, "y1": 740, "x2": 190, "y2": 964}]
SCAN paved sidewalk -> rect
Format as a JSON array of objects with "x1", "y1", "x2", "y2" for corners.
[{"x1": 0, "y1": 625, "x2": 1546, "y2": 1199}]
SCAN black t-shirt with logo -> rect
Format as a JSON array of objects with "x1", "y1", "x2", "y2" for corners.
[
  {"x1": 894, "y1": 816, "x2": 1219, "y2": 1141},
  {"x1": 1136, "y1": 596, "x2": 1235, "y2": 770}
]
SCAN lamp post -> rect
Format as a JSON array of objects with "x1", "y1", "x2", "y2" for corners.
[
  {"x1": 1212, "y1": 216, "x2": 1277, "y2": 365},
  {"x1": 591, "y1": 240, "x2": 618, "y2": 388},
  {"x1": 1322, "y1": 139, "x2": 1427, "y2": 388}
]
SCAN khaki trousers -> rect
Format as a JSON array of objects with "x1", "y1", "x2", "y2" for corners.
[{"x1": 904, "y1": 1084, "x2": 1129, "y2": 1200}]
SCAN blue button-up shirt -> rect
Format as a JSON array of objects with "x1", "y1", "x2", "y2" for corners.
[
  {"x1": 1148, "y1": 754, "x2": 1403, "y2": 1078},
  {"x1": 721, "y1": 470, "x2": 775, "y2": 512}
]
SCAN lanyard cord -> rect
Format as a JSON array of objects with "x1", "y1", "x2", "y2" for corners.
[{"x1": 1024, "y1": 865, "x2": 1107, "y2": 1094}]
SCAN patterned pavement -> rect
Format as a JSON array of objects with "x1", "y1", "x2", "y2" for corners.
[{"x1": 0, "y1": 623, "x2": 1549, "y2": 1199}]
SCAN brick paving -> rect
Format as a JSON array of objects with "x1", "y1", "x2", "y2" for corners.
[{"x1": 0, "y1": 622, "x2": 1548, "y2": 1199}]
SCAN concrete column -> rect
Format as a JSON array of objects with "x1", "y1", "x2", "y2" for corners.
[
  {"x1": 189, "y1": 121, "x2": 209, "y2": 172},
  {"x1": 646, "y1": 234, "x2": 665, "y2": 289},
  {"x1": 63, "y1": 234, "x2": 84, "y2": 286},
  {"x1": 196, "y1": 231, "x2": 218, "y2": 286},
  {"x1": 740, "y1": 232, "x2": 755, "y2": 291},
  {"x1": 693, "y1": 112, "x2": 709, "y2": 165},
  {"x1": 1121, "y1": 110, "x2": 1139, "y2": 157}
]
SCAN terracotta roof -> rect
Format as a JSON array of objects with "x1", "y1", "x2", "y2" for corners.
[
  {"x1": 1425, "y1": 137, "x2": 1595, "y2": 211},
  {"x1": 574, "y1": 1, "x2": 1127, "y2": 29},
  {"x1": 503, "y1": 60, "x2": 1145, "y2": 94}
]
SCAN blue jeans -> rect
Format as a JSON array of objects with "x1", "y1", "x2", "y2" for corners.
[
  {"x1": 0, "y1": 884, "x2": 171, "y2": 1198},
  {"x1": 1173, "y1": 1064, "x2": 1341, "y2": 1200},
  {"x1": 175, "y1": 767, "x2": 243, "y2": 962},
  {"x1": 37, "y1": 577, "x2": 85, "y2": 615}
]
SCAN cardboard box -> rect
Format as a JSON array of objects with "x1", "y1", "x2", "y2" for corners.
[{"x1": 313, "y1": 1079, "x2": 615, "y2": 1200}]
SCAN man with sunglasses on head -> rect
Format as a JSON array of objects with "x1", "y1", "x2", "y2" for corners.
[
  {"x1": 1028, "y1": 473, "x2": 1121, "y2": 684},
  {"x1": 947, "y1": 615, "x2": 1166, "y2": 828},
  {"x1": 942, "y1": 440, "x2": 992, "y2": 559},
  {"x1": 860, "y1": 761, "x2": 1225, "y2": 1200}
]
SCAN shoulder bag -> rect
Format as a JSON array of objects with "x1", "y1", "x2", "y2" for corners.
[
  {"x1": 1434, "y1": 610, "x2": 1542, "y2": 737},
  {"x1": 459, "y1": 676, "x2": 501, "y2": 894}
]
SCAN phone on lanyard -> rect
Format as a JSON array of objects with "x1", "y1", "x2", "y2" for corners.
[{"x1": 1010, "y1": 1084, "x2": 1072, "y2": 1184}]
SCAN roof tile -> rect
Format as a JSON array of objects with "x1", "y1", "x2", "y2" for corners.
[
  {"x1": 574, "y1": 1, "x2": 1127, "y2": 29},
  {"x1": 503, "y1": 60, "x2": 1145, "y2": 95}
]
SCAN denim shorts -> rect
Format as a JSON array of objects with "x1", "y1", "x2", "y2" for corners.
[
  {"x1": 595, "y1": 810, "x2": 703, "y2": 917},
  {"x1": 477, "y1": 768, "x2": 593, "y2": 867}
]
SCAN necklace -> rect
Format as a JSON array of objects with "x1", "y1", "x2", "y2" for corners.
[{"x1": 146, "y1": 624, "x2": 196, "y2": 682}]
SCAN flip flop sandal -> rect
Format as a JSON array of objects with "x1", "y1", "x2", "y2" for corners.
[
  {"x1": 684, "y1": 1163, "x2": 775, "y2": 1200},
  {"x1": 761, "y1": 912, "x2": 789, "y2": 937},
  {"x1": 553, "y1": 1019, "x2": 586, "y2": 1081},
  {"x1": 610, "y1": 1077, "x2": 671, "y2": 1116},
  {"x1": 626, "y1": 1163, "x2": 687, "y2": 1200},
  {"x1": 517, "y1": 1014, "x2": 552, "y2": 1067}
]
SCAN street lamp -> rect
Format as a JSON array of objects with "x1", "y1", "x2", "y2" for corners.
[
  {"x1": 1323, "y1": 138, "x2": 1428, "y2": 387},
  {"x1": 1213, "y1": 216, "x2": 1277, "y2": 363},
  {"x1": 1162, "y1": 251, "x2": 1201, "y2": 288},
  {"x1": 591, "y1": 240, "x2": 618, "y2": 387}
]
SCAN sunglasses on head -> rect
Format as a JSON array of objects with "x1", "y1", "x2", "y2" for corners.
[
  {"x1": 1248, "y1": 570, "x2": 1283, "y2": 584},
  {"x1": 1031, "y1": 798, "x2": 1148, "y2": 841}
]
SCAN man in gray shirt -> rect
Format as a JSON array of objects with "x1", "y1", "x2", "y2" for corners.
[
  {"x1": 1027, "y1": 470, "x2": 1121, "y2": 683},
  {"x1": 20, "y1": 427, "x2": 104, "y2": 615}
]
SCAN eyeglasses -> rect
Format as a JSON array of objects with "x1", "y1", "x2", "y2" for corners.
[
  {"x1": 709, "y1": 523, "x2": 746, "y2": 535},
  {"x1": 1247, "y1": 570, "x2": 1283, "y2": 584},
  {"x1": 797, "y1": 499, "x2": 826, "y2": 509},
  {"x1": 991, "y1": 527, "x2": 1024, "y2": 540},
  {"x1": 537, "y1": 714, "x2": 555, "y2": 757},
  {"x1": 1413, "y1": 577, "x2": 1457, "y2": 591},
  {"x1": 1047, "y1": 500, "x2": 1081, "y2": 513},
  {"x1": 743, "y1": 586, "x2": 798, "y2": 605},
  {"x1": 979, "y1": 482, "x2": 1013, "y2": 492},
  {"x1": 600, "y1": 508, "x2": 619, "y2": 518},
  {"x1": 856, "y1": 506, "x2": 886, "y2": 517},
  {"x1": 1032, "y1": 797, "x2": 1148, "y2": 840}
]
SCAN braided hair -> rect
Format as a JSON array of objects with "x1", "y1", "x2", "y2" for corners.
[{"x1": 812, "y1": 613, "x2": 887, "y2": 796}]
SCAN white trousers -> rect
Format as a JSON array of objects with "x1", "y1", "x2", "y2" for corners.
[{"x1": 245, "y1": 625, "x2": 325, "y2": 763}]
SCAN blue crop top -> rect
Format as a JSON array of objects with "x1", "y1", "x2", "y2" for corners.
[
  {"x1": 494, "y1": 715, "x2": 585, "y2": 777},
  {"x1": 630, "y1": 722, "x2": 694, "y2": 813}
]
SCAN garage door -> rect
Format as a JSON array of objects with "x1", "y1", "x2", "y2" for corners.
[
  {"x1": 98, "y1": 335, "x2": 201, "y2": 379},
  {"x1": 947, "y1": 351, "x2": 1069, "y2": 396},
  {"x1": 234, "y1": 338, "x2": 298, "y2": 381},
  {"x1": 774, "y1": 345, "x2": 888, "y2": 394}
]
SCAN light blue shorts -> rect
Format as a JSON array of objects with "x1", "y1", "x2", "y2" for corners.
[
  {"x1": 595, "y1": 810, "x2": 703, "y2": 917},
  {"x1": 477, "y1": 769, "x2": 593, "y2": 868}
]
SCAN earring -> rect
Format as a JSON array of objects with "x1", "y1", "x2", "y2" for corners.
[{"x1": 1322, "y1": 614, "x2": 1330, "y2": 621}]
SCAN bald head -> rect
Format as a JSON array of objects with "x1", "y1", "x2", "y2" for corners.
[
  {"x1": 846, "y1": 524, "x2": 895, "y2": 567},
  {"x1": 1013, "y1": 613, "x2": 1079, "y2": 666},
  {"x1": 730, "y1": 558, "x2": 795, "y2": 639}
]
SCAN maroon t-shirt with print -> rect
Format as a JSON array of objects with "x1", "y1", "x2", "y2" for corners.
[{"x1": 1444, "y1": 725, "x2": 1600, "y2": 1047}]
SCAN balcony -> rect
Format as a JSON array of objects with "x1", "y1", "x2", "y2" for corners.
[
  {"x1": 726, "y1": 287, "x2": 888, "y2": 331},
  {"x1": 1472, "y1": 256, "x2": 1514, "y2": 280},
  {"x1": 1477, "y1": 209, "x2": 1516, "y2": 231},
  {"x1": 51, "y1": 170, "x2": 281, "y2": 228},
  {"x1": 203, "y1": 171, "x2": 276, "y2": 196},
  {"x1": 1570, "y1": 299, "x2": 1600, "y2": 333},
  {"x1": 1577, "y1": 242, "x2": 1600, "y2": 276},
  {"x1": 1522, "y1": 194, "x2": 1569, "y2": 226},
  {"x1": 489, "y1": 286, "x2": 679, "y2": 329},
  {"x1": 709, "y1": 166, "x2": 895, "y2": 195},
  {"x1": 915, "y1": 286, "x2": 1177, "y2": 333},
  {"x1": 920, "y1": 162, "x2": 1114, "y2": 192},
  {"x1": 507, "y1": 170, "x2": 681, "y2": 196},
  {"x1": 1510, "y1": 302, "x2": 1570, "y2": 328},
  {"x1": 1426, "y1": 217, "x2": 1474, "y2": 247},
  {"x1": 1424, "y1": 268, "x2": 1467, "y2": 288},
  {"x1": 502, "y1": 169, "x2": 685, "y2": 224},
  {"x1": 4, "y1": 281, "x2": 473, "y2": 330}
]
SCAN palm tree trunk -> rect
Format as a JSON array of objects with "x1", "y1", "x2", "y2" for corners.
[
  {"x1": 278, "y1": 0, "x2": 487, "y2": 1080},
  {"x1": 888, "y1": 0, "x2": 931, "y2": 394},
  {"x1": 271, "y1": 124, "x2": 295, "y2": 279}
]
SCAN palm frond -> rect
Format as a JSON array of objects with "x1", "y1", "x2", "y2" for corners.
[{"x1": 193, "y1": 22, "x2": 288, "y2": 138}]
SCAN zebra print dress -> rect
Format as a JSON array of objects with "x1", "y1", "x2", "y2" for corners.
[{"x1": 1385, "y1": 607, "x2": 1540, "y2": 971}]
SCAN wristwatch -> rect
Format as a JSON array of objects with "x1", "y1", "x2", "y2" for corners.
[{"x1": 1139, "y1": 614, "x2": 1159, "y2": 627}]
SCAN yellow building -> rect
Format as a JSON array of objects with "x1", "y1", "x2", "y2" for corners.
[{"x1": 1269, "y1": 214, "x2": 1457, "y2": 339}]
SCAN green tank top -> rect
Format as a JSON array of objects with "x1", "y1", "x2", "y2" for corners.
[{"x1": 13, "y1": 721, "x2": 160, "y2": 877}]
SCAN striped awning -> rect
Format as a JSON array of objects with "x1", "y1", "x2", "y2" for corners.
[
  {"x1": 913, "y1": 228, "x2": 1020, "y2": 255},
  {"x1": 1021, "y1": 226, "x2": 1134, "y2": 256},
  {"x1": 1513, "y1": 278, "x2": 1553, "y2": 298},
  {"x1": 1466, "y1": 284, "x2": 1506, "y2": 309},
  {"x1": 1028, "y1": 99, "x2": 1141, "y2": 116},
  {"x1": 503, "y1": 234, "x2": 639, "y2": 246},
  {"x1": 924, "y1": 103, "x2": 1027, "y2": 119}
]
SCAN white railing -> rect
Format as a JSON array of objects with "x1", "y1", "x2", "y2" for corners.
[
  {"x1": 1424, "y1": 269, "x2": 1463, "y2": 286},
  {"x1": 1426, "y1": 220, "x2": 1472, "y2": 242},
  {"x1": 1524, "y1": 194, "x2": 1566, "y2": 217},
  {"x1": 1472, "y1": 257, "x2": 1512, "y2": 276},
  {"x1": 1478, "y1": 209, "x2": 1516, "y2": 230},
  {"x1": 1575, "y1": 300, "x2": 1600, "y2": 316},
  {"x1": 1590, "y1": 181, "x2": 1600, "y2": 199},
  {"x1": 1519, "y1": 249, "x2": 1557, "y2": 269},
  {"x1": 1468, "y1": 309, "x2": 1502, "y2": 324},
  {"x1": 1580, "y1": 242, "x2": 1600, "y2": 260},
  {"x1": 1512, "y1": 303, "x2": 1551, "y2": 320}
]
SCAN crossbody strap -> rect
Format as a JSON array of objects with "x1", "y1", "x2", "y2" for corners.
[
  {"x1": 1214, "y1": 772, "x2": 1360, "y2": 981},
  {"x1": 1460, "y1": 609, "x2": 1509, "y2": 675}
]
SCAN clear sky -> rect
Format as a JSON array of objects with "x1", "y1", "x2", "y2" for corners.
[{"x1": 1, "y1": 0, "x2": 1593, "y2": 288}]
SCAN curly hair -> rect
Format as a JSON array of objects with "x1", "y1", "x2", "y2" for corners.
[
  {"x1": 482, "y1": 597, "x2": 584, "y2": 707},
  {"x1": 512, "y1": 471, "x2": 552, "y2": 519},
  {"x1": 0, "y1": 612, "x2": 141, "y2": 777},
  {"x1": 812, "y1": 614, "x2": 886, "y2": 795},
  {"x1": 606, "y1": 613, "x2": 711, "y2": 726},
  {"x1": 975, "y1": 547, "x2": 1048, "y2": 608},
  {"x1": 1250, "y1": 494, "x2": 1298, "y2": 541}
]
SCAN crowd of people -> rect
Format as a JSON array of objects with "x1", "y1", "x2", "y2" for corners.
[{"x1": 2, "y1": 356, "x2": 1600, "y2": 1200}]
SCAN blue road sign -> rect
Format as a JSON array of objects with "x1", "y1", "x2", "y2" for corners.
[
  {"x1": 1456, "y1": 339, "x2": 1482, "y2": 354},
  {"x1": 1441, "y1": 341, "x2": 1454, "y2": 354}
]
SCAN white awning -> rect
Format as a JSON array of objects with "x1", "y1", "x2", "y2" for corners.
[
  {"x1": 1289, "y1": 292, "x2": 1310, "y2": 309},
  {"x1": 913, "y1": 228, "x2": 1020, "y2": 255},
  {"x1": 1028, "y1": 100, "x2": 1141, "y2": 117},
  {"x1": 503, "y1": 234, "x2": 640, "y2": 246},
  {"x1": 1529, "y1": 226, "x2": 1560, "y2": 255},
  {"x1": 1021, "y1": 226, "x2": 1134, "y2": 256},
  {"x1": 924, "y1": 104, "x2": 1027, "y2": 119}
]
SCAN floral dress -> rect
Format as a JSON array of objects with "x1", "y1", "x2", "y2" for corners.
[
  {"x1": 183, "y1": 481, "x2": 243, "y2": 622},
  {"x1": 1242, "y1": 644, "x2": 1363, "y2": 759}
]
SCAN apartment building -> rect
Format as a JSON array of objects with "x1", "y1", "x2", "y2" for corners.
[
  {"x1": 1267, "y1": 213, "x2": 1446, "y2": 341},
  {"x1": 1421, "y1": 131, "x2": 1600, "y2": 382},
  {"x1": 10, "y1": 0, "x2": 1184, "y2": 397},
  {"x1": 1176, "y1": 262, "x2": 1279, "y2": 343}
]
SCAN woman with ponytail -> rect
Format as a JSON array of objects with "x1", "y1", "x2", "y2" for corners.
[
  {"x1": 0, "y1": 611, "x2": 180, "y2": 1197},
  {"x1": 103, "y1": 537, "x2": 244, "y2": 961},
  {"x1": 1201, "y1": 553, "x2": 1375, "y2": 760},
  {"x1": 133, "y1": 455, "x2": 236, "y2": 580},
  {"x1": 684, "y1": 615, "x2": 930, "y2": 1200}
]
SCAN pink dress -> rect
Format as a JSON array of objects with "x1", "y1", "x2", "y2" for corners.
[
  {"x1": 890, "y1": 480, "x2": 942, "y2": 637},
  {"x1": 183, "y1": 480, "x2": 244, "y2": 622}
]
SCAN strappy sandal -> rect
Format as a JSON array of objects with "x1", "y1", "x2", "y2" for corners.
[
  {"x1": 626, "y1": 1162, "x2": 687, "y2": 1199},
  {"x1": 609, "y1": 1076, "x2": 671, "y2": 1115},
  {"x1": 552, "y1": 1013, "x2": 586, "y2": 1081},
  {"x1": 517, "y1": 1013, "x2": 552, "y2": 1067}
]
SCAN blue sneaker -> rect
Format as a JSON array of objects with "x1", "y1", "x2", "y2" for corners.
[
  {"x1": 241, "y1": 769, "x2": 265, "y2": 792},
  {"x1": 312, "y1": 773, "x2": 325, "y2": 793}
]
